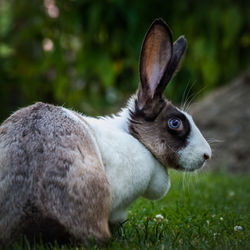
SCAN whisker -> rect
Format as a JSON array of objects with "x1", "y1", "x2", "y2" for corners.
[
  {"x1": 184, "y1": 85, "x2": 207, "y2": 112},
  {"x1": 205, "y1": 137, "x2": 224, "y2": 144},
  {"x1": 182, "y1": 171, "x2": 187, "y2": 191},
  {"x1": 165, "y1": 143, "x2": 178, "y2": 154},
  {"x1": 181, "y1": 81, "x2": 196, "y2": 112},
  {"x1": 181, "y1": 80, "x2": 192, "y2": 110}
]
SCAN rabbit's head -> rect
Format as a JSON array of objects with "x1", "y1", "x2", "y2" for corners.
[{"x1": 129, "y1": 19, "x2": 211, "y2": 171}]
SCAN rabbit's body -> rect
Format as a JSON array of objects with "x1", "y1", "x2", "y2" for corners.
[
  {"x1": 0, "y1": 19, "x2": 212, "y2": 245},
  {"x1": 0, "y1": 101, "x2": 170, "y2": 244}
]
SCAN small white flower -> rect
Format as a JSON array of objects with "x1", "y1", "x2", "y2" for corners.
[
  {"x1": 211, "y1": 214, "x2": 216, "y2": 218},
  {"x1": 228, "y1": 190, "x2": 235, "y2": 197},
  {"x1": 213, "y1": 232, "x2": 220, "y2": 238},
  {"x1": 220, "y1": 217, "x2": 223, "y2": 221},
  {"x1": 206, "y1": 220, "x2": 210, "y2": 225},
  {"x1": 234, "y1": 225, "x2": 243, "y2": 231},
  {"x1": 155, "y1": 214, "x2": 164, "y2": 220}
]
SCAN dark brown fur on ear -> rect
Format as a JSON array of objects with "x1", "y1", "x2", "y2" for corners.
[{"x1": 158, "y1": 36, "x2": 187, "y2": 94}]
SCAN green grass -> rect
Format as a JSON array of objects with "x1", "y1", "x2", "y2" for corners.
[{"x1": 13, "y1": 171, "x2": 250, "y2": 249}]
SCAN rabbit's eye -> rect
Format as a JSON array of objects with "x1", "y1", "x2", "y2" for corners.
[{"x1": 168, "y1": 118, "x2": 183, "y2": 130}]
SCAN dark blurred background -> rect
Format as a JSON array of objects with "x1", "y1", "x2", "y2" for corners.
[{"x1": 0, "y1": 0, "x2": 250, "y2": 122}]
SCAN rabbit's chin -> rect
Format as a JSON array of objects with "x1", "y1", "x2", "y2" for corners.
[{"x1": 177, "y1": 160, "x2": 206, "y2": 172}]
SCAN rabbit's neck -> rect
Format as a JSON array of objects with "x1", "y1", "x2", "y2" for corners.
[{"x1": 83, "y1": 107, "x2": 170, "y2": 223}]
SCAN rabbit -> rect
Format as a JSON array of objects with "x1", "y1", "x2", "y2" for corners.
[{"x1": 0, "y1": 18, "x2": 211, "y2": 246}]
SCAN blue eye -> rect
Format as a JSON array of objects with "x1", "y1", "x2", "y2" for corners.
[{"x1": 168, "y1": 118, "x2": 182, "y2": 130}]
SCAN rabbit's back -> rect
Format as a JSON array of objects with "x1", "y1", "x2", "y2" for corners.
[{"x1": 0, "y1": 102, "x2": 111, "y2": 245}]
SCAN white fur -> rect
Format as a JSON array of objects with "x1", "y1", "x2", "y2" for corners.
[
  {"x1": 178, "y1": 111, "x2": 212, "y2": 171},
  {"x1": 62, "y1": 106, "x2": 170, "y2": 224}
]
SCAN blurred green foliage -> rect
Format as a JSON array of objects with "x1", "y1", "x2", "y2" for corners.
[{"x1": 0, "y1": 0, "x2": 250, "y2": 121}]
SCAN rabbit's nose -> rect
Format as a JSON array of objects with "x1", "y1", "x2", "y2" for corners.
[{"x1": 203, "y1": 153, "x2": 210, "y2": 161}]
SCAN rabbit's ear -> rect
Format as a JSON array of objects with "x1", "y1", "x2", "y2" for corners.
[
  {"x1": 138, "y1": 18, "x2": 173, "y2": 109},
  {"x1": 159, "y1": 35, "x2": 187, "y2": 92}
]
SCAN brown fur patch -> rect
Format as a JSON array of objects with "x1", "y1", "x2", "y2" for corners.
[{"x1": 0, "y1": 102, "x2": 111, "y2": 245}]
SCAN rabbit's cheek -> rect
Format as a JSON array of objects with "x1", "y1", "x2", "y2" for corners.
[{"x1": 178, "y1": 112, "x2": 212, "y2": 171}]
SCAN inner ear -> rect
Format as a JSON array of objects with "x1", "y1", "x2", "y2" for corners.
[{"x1": 139, "y1": 19, "x2": 173, "y2": 102}]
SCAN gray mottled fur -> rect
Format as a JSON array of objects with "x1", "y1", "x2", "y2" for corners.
[{"x1": 0, "y1": 102, "x2": 111, "y2": 245}]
